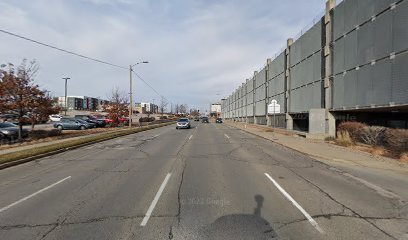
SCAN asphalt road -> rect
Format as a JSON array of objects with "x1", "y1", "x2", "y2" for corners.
[{"x1": 0, "y1": 121, "x2": 407, "y2": 240}]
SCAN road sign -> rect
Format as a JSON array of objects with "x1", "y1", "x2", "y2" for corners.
[{"x1": 268, "y1": 100, "x2": 280, "y2": 114}]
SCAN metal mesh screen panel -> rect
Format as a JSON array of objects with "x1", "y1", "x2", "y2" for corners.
[
  {"x1": 290, "y1": 40, "x2": 302, "y2": 66},
  {"x1": 392, "y1": 52, "x2": 408, "y2": 104},
  {"x1": 301, "y1": 21, "x2": 322, "y2": 60},
  {"x1": 304, "y1": 57, "x2": 314, "y2": 85},
  {"x1": 289, "y1": 64, "x2": 299, "y2": 89},
  {"x1": 247, "y1": 91, "x2": 254, "y2": 104},
  {"x1": 357, "y1": 0, "x2": 378, "y2": 24},
  {"x1": 333, "y1": 37, "x2": 345, "y2": 74},
  {"x1": 268, "y1": 74, "x2": 285, "y2": 97},
  {"x1": 255, "y1": 84, "x2": 266, "y2": 102},
  {"x1": 255, "y1": 68, "x2": 266, "y2": 88},
  {"x1": 393, "y1": 0, "x2": 408, "y2": 53},
  {"x1": 344, "y1": 30, "x2": 358, "y2": 70},
  {"x1": 343, "y1": 70, "x2": 357, "y2": 107},
  {"x1": 374, "y1": 10, "x2": 393, "y2": 60},
  {"x1": 255, "y1": 100, "x2": 266, "y2": 116},
  {"x1": 247, "y1": 104, "x2": 254, "y2": 117},
  {"x1": 344, "y1": 0, "x2": 358, "y2": 34},
  {"x1": 356, "y1": 64, "x2": 373, "y2": 107},
  {"x1": 372, "y1": 59, "x2": 392, "y2": 105},
  {"x1": 333, "y1": 1, "x2": 345, "y2": 40},
  {"x1": 269, "y1": 52, "x2": 285, "y2": 78},
  {"x1": 247, "y1": 78, "x2": 254, "y2": 92},
  {"x1": 313, "y1": 52, "x2": 322, "y2": 82},
  {"x1": 333, "y1": 73, "x2": 343, "y2": 107},
  {"x1": 357, "y1": 20, "x2": 374, "y2": 66}
]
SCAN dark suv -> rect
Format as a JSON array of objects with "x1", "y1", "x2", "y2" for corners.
[
  {"x1": 201, "y1": 117, "x2": 209, "y2": 123},
  {"x1": 74, "y1": 115, "x2": 106, "y2": 127}
]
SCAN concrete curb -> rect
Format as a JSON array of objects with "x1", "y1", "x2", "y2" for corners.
[{"x1": 0, "y1": 122, "x2": 175, "y2": 170}]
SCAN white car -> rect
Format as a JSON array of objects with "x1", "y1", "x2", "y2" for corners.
[{"x1": 49, "y1": 115, "x2": 62, "y2": 122}]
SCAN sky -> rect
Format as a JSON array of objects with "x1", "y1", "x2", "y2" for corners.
[{"x1": 0, "y1": 0, "x2": 326, "y2": 112}]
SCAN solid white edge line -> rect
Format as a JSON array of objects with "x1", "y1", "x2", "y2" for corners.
[
  {"x1": 140, "y1": 173, "x2": 172, "y2": 226},
  {"x1": 0, "y1": 176, "x2": 72, "y2": 214},
  {"x1": 264, "y1": 173, "x2": 324, "y2": 234},
  {"x1": 224, "y1": 134, "x2": 230, "y2": 139}
]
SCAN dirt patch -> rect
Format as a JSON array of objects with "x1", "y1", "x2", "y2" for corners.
[{"x1": 399, "y1": 153, "x2": 408, "y2": 163}]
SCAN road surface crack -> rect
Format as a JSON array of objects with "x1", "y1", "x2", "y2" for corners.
[
  {"x1": 176, "y1": 158, "x2": 187, "y2": 225},
  {"x1": 286, "y1": 168, "x2": 400, "y2": 240}
]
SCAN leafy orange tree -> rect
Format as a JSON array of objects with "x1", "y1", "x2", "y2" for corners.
[
  {"x1": 0, "y1": 60, "x2": 59, "y2": 139},
  {"x1": 104, "y1": 87, "x2": 129, "y2": 126}
]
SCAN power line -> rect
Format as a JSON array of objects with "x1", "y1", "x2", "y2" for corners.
[
  {"x1": 133, "y1": 71, "x2": 170, "y2": 102},
  {"x1": 0, "y1": 28, "x2": 172, "y2": 104},
  {"x1": 0, "y1": 29, "x2": 127, "y2": 70}
]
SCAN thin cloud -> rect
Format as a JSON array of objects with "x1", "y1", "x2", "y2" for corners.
[{"x1": 0, "y1": 0, "x2": 326, "y2": 109}]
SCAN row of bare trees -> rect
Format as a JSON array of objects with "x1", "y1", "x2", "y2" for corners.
[
  {"x1": 174, "y1": 104, "x2": 188, "y2": 114},
  {"x1": 0, "y1": 60, "x2": 60, "y2": 139}
]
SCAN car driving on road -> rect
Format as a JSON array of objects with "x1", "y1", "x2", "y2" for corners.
[
  {"x1": 201, "y1": 116, "x2": 209, "y2": 123},
  {"x1": 176, "y1": 118, "x2": 191, "y2": 129},
  {"x1": 216, "y1": 118, "x2": 223, "y2": 123}
]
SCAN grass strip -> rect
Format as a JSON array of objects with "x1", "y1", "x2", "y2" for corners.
[{"x1": 0, "y1": 122, "x2": 174, "y2": 165}]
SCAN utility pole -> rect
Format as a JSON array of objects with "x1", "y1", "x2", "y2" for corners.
[
  {"x1": 129, "y1": 65, "x2": 133, "y2": 127},
  {"x1": 62, "y1": 77, "x2": 70, "y2": 116},
  {"x1": 129, "y1": 61, "x2": 149, "y2": 128}
]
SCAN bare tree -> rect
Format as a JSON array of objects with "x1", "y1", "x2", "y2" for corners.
[
  {"x1": 175, "y1": 104, "x2": 180, "y2": 114},
  {"x1": 159, "y1": 96, "x2": 168, "y2": 116},
  {"x1": 179, "y1": 104, "x2": 188, "y2": 114},
  {"x1": 105, "y1": 87, "x2": 129, "y2": 126},
  {"x1": 190, "y1": 109, "x2": 200, "y2": 117}
]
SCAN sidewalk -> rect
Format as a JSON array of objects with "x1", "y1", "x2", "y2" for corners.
[{"x1": 225, "y1": 121, "x2": 408, "y2": 173}]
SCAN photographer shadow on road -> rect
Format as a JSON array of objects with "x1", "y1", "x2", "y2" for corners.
[{"x1": 197, "y1": 194, "x2": 278, "y2": 239}]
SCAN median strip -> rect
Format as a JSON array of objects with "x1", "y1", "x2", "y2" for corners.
[{"x1": 0, "y1": 122, "x2": 175, "y2": 169}]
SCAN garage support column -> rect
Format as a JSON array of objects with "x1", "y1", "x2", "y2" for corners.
[
  {"x1": 324, "y1": 0, "x2": 336, "y2": 136},
  {"x1": 285, "y1": 38, "x2": 293, "y2": 130}
]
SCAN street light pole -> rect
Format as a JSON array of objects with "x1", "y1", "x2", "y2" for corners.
[
  {"x1": 129, "y1": 65, "x2": 133, "y2": 127},
  {"x1": 129, "y1": 61, "x2": 149, "y2": 128},
  {"x1": 62, "y1": 77, "x2": 70, "y2": 116}
]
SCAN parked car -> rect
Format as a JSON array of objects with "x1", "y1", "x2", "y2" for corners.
[
  {"x1": 194, "y1": 117, "x2": 200, "y2": 121},
  {"x1": 74, "y1": 115, "x2": 106, "y2": 127},
  {"x1": 0, "y1": 122, "x2": 30, "y2": 139},
  {"x1": 92, "y1": 114, "x2": 113, "y2": 125},
  {"x1": 201, "y1": 117, "x2": 209, "y2": 123},
  {"x1": 0, "y1": 114, "x2": 32, "y2": 125},
  {"x1": 49, "y1": 115, "x2": 62, "y2": 122},
  {"x1": 77, "y1": 119, "x2": 96, "y2": 128},
  {"x1": 53, "y1": 118, "x2": 92, "y2": 130},
  {"x1": 216, "y1": 118, "x2": 223, "y2": 123},
  {"x1": 176, "y1": 118, "x2": 191, "y2": 129},
  {"x1": 0, "y1": 114, "x2": 18, "y2": 123},
  {"x1": 105, "y1": 114, "x2": 129, "y2": 125}
]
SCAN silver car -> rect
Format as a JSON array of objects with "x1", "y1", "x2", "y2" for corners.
[{"x1": 176, "y1": 118, "x2": 191, "y2": 129}]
